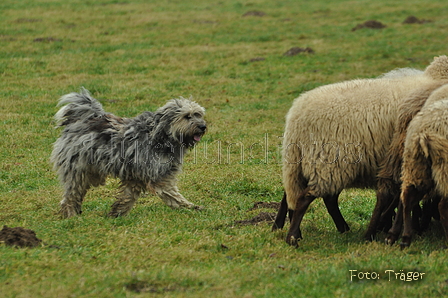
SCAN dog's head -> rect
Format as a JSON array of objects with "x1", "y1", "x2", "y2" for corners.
[{"x1": 157, "y1": 97, "x2": 206, "y2": 147}]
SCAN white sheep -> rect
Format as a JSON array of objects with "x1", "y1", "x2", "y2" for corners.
[
  {"x1": 386, "y1": 84, "x2": 448, "y2": 248},
  {"x1": 272, "y1": 56, "x2": 448, "y2": 247}
]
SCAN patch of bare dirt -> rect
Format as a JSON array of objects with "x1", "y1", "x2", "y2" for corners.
[
  {"x1": 248, "y1": 57, "x2": 266, "y2": 63},
  {"x1": 213, "y1": 202, "x2": 280, "y2": 228},
  {"x1": 0, "y1": 226, "x2": 42, "y2": 248},
  {"x1": 351, "y1": 20, "x2": 386, "y2": 31},
  {"x1": 283, "y1": 47, "x2": 314, "y2": 56},
  {"x1": 15, "y1": 18, "x2": 41, "y2": 23},
  {"x1": 243, "y1": 11, "x2": 266, "y2": 17},
  {"x1": 0, "y1": 35, "x2": 17, "y2": 42},
  {"x1": 234, "y1": 212, "x2": 276, "y2": 226},
  {"x1": 33, "y1": 37, "x2": 62, "y2": 43},
  {"x1": 403, "y1": 16, "x2": 431, "y2": 24},
  {"x1": 125, "y1": 280, "x2": 184, "y2": 294},
  {"x1": 249, "y1": 201, "x2": 280, "y2": 211},
  {"x1": 193, "y1": 19, "x2": 218, "y2": 25}
]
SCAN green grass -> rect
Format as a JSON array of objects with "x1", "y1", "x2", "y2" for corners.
[{"x1": 1, "y1": 0, "x2": 448, "y2": 297}]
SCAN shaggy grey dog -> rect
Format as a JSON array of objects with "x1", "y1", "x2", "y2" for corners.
[{"x1": 51, "y1": 88, "x2": 206, "y2": 218}]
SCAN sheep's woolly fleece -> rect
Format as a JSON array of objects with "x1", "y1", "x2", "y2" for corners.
[
  {"x1": 422, "y1": 55, "x2": 448, "y2": 80},
  {"x1": 401, "y1": 83, "x2": 448, "y2": 197},
  {"x1": 282, "y1": 55, "x2": 448, "y2": 210},
  {"x1": 397, "y1": 83, "x2": 448, "y2": 246}
]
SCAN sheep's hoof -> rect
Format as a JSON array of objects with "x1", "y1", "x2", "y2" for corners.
[
  {"x1": 286, "y1": 235, "x2": 299, "y2": 248},
  {"x1": 271, "y1": 223, "x2": 282, "y2": 232},
  {"x1": 363, "y1": 230, "x2": 376, "y2": 242},
  {"x1": 400, "y1": 236, "x2": 411, "y2": 250},
  {"x1": 400, "y1": 242, "x2": 410, "y2": 250},
  {"x1": 385, "y1": 234, "x2": 397, "y2": 246},
  {"x1": 337, "y1": 223, "x2": 350, "y2": 234}
]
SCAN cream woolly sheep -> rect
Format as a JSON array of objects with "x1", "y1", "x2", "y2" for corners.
[
  {"x1": 386, "y1": 84, "x2": 448, "y2": 248},
  {"x1": 272, "y1": 56, "x2": 448, "y2": 247}
]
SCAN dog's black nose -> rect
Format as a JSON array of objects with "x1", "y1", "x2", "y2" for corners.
[{"x1": 199, "y1": 124, "x2": 207, "y2": 131}]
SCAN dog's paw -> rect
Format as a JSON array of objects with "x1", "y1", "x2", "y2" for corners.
[
  {"x1": 59, "y1": 206, "x2": 81, "y2": 219},
  {"x1": 192, "y1": 205, "x2": 205, "y2": 210},
  {"x1": 107, "y1": 211, "x2": 119, "y2": 218}
]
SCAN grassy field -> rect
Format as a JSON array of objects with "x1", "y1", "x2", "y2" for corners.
[{"x1": 1, "y1": 0, "x2": 448, "y2": 297}]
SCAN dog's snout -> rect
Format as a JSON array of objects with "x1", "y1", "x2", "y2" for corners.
[{"x1": 199, "y1": 124, "x2": 207, "y2": 132}]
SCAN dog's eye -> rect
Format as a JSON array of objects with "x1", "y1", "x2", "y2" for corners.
[
  {"x1": 185, "y1": 115, "x2": 192, "y2": 120},
  {"x1": 193, "y1": 113, "x2": 201, "y2": 118}
]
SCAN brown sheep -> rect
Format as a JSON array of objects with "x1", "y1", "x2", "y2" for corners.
[
  {"x1": 365, "y1": 80, "x2": 448, "y2": 240},
  {"x1": 386, "y1": 84, "x2": 448, "y2": 248}
]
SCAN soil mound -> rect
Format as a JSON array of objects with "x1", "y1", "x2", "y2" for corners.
[
  {"x1": 234, "y1": 212, "x2": 276, "y2": 226},
  {"x1": 0, "y1": 226, "x2": 42, "y2": 248},
  {"x1": 403, "y1": 16, "x2": 431, "y2": 24},
  {"x1": 248, "y1": 57, "x2": 265, "y2": 62},
  {"x1": 249, "y1": 201, "x2": 280, "y2": 211},
  {"x1": 283, "y1": 47, "x2": 314, "y2": 56},
  {"x1": 243, "y1": 11, "x2": 266, "y2": 17},
  {"x1": 33, "y1": 37, "x2": 62, "y2": 42},
  {"x1": 352, "y1": 20, "x2": 386, "y2": 31}
]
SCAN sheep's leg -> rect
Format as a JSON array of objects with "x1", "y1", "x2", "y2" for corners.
[
  {"x1": 419, "y1": 199, "x2": 432, "y2": 232},
  {"x1": 431, "y1": 195, "x2": 441, "y2": 221},
  {"x1": 411, "y1": 203, "x2": 423, "y2": 232},
  {"x1": 385, "y1": 201, "x2": 404, "y2": 245},
  {"x1": 322, "y1": 193, "x2": 349, "y2": 233},
  {"x1": 438, "y1": 198, "x2": 448, "y2": 242},
  {"x1": 288, "y1": 209, "x2": 294, "y2": 223},
  {"x1": 365, "y1": 181, "x2": 399, "y2": 241},
  {"x1": 108, "y1": 180, "x2": 145, "y2": 217},
  {"x1": 272, "y1": 192, "x2": 288, "y2": 231},
  {"x1": 400, "y1": 185, "x2": 424, "y2": 249},
  {"x1": 286, "y1": 188, "x2": 315, "y2": 247},
  {"x1": 421, "y1": 193, "x2": 440, "y2": 231},
  {"x1": 378, "y1": 193, "x2": 399, "y2": 233},
  {"x1": 365, "y1": 193, "x2": 390, "y2": 241}
]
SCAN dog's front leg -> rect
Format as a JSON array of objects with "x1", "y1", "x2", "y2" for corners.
[
  {"x1": 151, "y1": 179, "x2": 198, "y2": 209},
  {"x1": 60, "y1": 181, "x2": 89, "y2": 218},
  {"x1": 108, "y1": 180, "x2": 145, "y2": 217}
]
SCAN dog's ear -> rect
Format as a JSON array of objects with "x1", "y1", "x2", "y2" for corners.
[{"x1": 151, "y1": 111, "x2": 173, "y2": 140}]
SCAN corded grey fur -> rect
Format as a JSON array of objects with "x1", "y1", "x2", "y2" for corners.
[{"x1": 51, "y1": 88, "x2": 206, "y2": 218}]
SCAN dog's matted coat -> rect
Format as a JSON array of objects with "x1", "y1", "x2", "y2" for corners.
[{"x1": 51, "y1": 88, "x2": 206, "y2": 218}]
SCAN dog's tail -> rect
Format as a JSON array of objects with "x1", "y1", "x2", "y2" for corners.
[{"x1": 54, "y1": 87, "x2": 105, "y2": 126}]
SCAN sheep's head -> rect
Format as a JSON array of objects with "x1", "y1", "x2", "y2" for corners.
[
  {"x1": 422, "y1": 83, "x2": 448, "y2": 108},
  {"x1": 424, "y1": 55, "x2": 448, "y2": 80}
]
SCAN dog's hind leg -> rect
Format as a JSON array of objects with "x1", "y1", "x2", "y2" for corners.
[
  {"x1": 60, "y1": 174, "x2": 90, "y2": 218},
  {"x1": 108, "y1": 180, "x2": 145, "y2": 217},
  {"x1": 152, "y1": 177, "x2": 197, "y2": 209}
]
